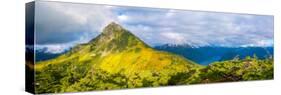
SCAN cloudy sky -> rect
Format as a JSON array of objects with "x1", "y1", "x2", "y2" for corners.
[{"x1": 34, "y1": 1, "x2": 273, "y2": 53}]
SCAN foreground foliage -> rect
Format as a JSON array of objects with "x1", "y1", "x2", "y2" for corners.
[
  {"x1": 187, "y1": 56, "x2": 273, "y2": 84},
  {"x1": 34, "y1": 56, "x2": 273, "y2": 93}
]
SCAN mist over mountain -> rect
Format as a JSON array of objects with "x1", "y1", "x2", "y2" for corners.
[{"x1": 26, "y1": 46, "x2": 70, "y2": 61}]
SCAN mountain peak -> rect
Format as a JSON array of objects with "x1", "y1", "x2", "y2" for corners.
[
  {"x1": 107, "y1": 22, "x2": 120, "y2": 27},
  {"x1": 89, "y1": 22, "x2": 127, "y2": 43},
  {"x1": 87, "y1": 22, "x2": 150, "y2": 52},
  {"x1": 102, "y1": 22, "x2": 124, "y2": 35}
]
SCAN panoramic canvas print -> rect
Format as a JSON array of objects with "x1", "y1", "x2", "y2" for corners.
[{"x1": 26, "y1": 1, "x2": 274, "y2": 94}]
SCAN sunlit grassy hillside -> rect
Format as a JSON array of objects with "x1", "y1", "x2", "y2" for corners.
[{"x1": 34, "y1": 22, "x2": 202, "y2": 93}]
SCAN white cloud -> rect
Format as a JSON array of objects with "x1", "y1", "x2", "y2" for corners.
[
  {"x1": 117, "y1": 8, "x2": 273, "y2": 47},
  {"x1": 35, "y1": 43, "x2": 74, "y2": 54},
  {"x1": 165, "y1": 10, "x2": 176, "y2": 17},
  {"x1": 34, "y1": 1, "x2": 273, "y2": 48},
  {"x1": 160, "y1": 32, "x2": 186, "y2": 44},
  {"x1": 117, "y1": 14, "x2": 129, "y2": 21},
  {"x1": 35, "y1": 1, "x2": 117, "y2": 44},
  {"x1": 256, "y1": 39, "x2": 274, "y2": 47}
]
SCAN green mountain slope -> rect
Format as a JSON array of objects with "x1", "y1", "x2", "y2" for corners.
[
  {"x1": 34, "y1": 22, "x2": 273, "y2": 94},
  {"x1": 176, "y1": 56, "x2": 273, "y2": 84},
  {"x1": 35, "y1": 22, "x2": 202, "y2": 93}
]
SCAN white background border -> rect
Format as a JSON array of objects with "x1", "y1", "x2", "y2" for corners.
[{"x1": 0, "y1": 0, "x2": 280, "y2": 95}]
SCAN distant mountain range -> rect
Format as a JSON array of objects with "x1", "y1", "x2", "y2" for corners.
[
  {"x1": 154, "y1": 44, "x2": 273, "y2": 65},
  {"x1": 35, "y1": 50, "x2": 65, "y2": 61},
  {"x1": 25, "y1": 46, "x2": 67, "y2": 61},
  {"x1": 34, "y1": 40, "x2": 274, "y2": 65}
]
